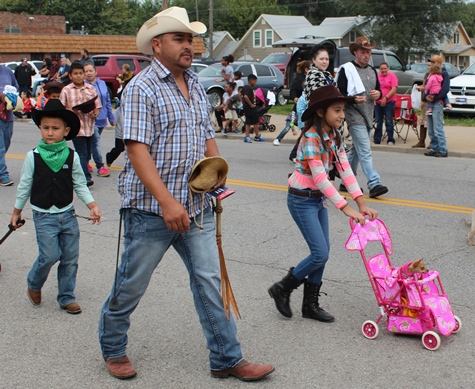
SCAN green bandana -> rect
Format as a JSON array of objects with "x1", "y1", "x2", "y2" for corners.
[{"x1": 37, "y1": 139, "x2": 69, "y2": 173}]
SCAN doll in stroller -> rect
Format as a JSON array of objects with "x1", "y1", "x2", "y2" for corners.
[{"x1": 345, "y1": 217, "x2": 461, "y2": 351}]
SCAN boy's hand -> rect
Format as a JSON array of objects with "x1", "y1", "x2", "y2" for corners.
[
  {"x1": 89, "y1": 207, "x2": 101, "y2": 225},
  {"x1": 10, "y1": 209, "x2": 24, "y2": 229}
]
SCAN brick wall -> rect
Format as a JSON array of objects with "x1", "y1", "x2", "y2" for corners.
[{"x1": 0, "y1": 12, "x2": 65, "y2": 34}]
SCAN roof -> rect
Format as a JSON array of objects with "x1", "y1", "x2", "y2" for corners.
[
  {"x1": 261, "y1": 14, "x2": 313, "y2": 40},
  {"x1": 295, "y1": 16, "x2": 363, "y2": 39},
  {"x1": 442, "y1": 45, "x2": 473, "y2": 55},
  {"x1": 0, "y1": 34, "x2": 206, "y2": 54}
]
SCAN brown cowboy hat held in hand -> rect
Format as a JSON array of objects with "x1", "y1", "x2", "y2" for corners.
[
  {"x1": 136, "y1": 6, "x2": 207, "y2": 55},
  {"x1": 349, "y1": 35, "x2": 377, "y2": 55},
  {"x1": 301, "y1": 85, "x2": 356, "y2": 122},
  {"x1": 189, "y1": 157, "x2": 229, "y2": 193}
]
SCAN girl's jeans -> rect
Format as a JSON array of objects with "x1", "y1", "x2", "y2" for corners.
[
  {"x1": 98, "y1": 207, "x2": 243, "y2": 370},
  {"x1": 28, "y1": 208, "x2": 80, "y2": 306},
  {"x1": 287, "y1": 193, "x2": 330, "y2": 284}
]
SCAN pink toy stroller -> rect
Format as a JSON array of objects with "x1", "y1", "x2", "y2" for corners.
[
  {"x1": 254, "y1": 87, "x2": 276, "y2": 132},
  {"x1": 345, "y1": 218, "x2": 462, "y2": 350}
]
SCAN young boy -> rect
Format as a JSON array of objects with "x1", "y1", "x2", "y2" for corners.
[
  {"x1": 36, "y1": 81, "x2": 63, "y2": 109},
  {"x1": 60, "y1": 62, "x2": 101, "y2": 186},
  {"x1": 241, "y1": 74, "x2": 265, "y2": 143},
  {"x1": 10, "y1": 99, "x2": 101, "y2": 314}
]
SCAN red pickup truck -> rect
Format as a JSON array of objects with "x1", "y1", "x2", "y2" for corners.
[{"x1": 92, "y1": 54, "x2": 151, "y2": 97}]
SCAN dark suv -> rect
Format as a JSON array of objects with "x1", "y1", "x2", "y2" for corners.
[
  {"x1": 92, "y1": 54, "x2": 151, "y2": 97},
  {"x1": 273, "y1": 38, "x2": 423, "y2": 99}
]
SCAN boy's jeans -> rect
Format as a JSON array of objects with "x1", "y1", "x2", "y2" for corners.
[
  {"x1": 98, "y1": 207, "x2": 243, "y2": 370},
  {"x1": 91, "y1": 126, "x2": 105, "y2": 170},
  {"x1": 28, "y1": 208, "x2": 80, "y2": 306},
  {"x1": 0, "y1": 120, "x2": 13, "y2": 180}
]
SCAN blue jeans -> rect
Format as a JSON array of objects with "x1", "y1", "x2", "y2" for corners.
[
  {"x1": 374, "y1": 101, "x2": 395, "y2": 144},
  {"x1": 28, "y1": 208, "x2": 80, "y2": 306},
  {"x1": 287, "y1": 193, "x2": 330, "y2": 285},
  {"x1": 276, "y1": 112, "x2": 293, "y2": 141},
  {"x1": 72, "y1": 136, "x2": 92, "y2": 180},
  {"x1": 347, "y1": 124, "x2": 381, "y2": 190},
  {"x1": 91, "y1": 126, "x2": 104, "y2": 170},
  {"x1": 0, "y1": 120, "x2": 13, "y2": 180},
  {"x1": 98, "y1": 207, "x2": 243, "y2": 370},
  {"x1": 427, "y1": 101, "x2": 447, "y2": 153}
]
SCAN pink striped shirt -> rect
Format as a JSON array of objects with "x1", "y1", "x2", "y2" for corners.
[
  {"x1": 60, "y1": 82, "x2": 101, "y2": 137},
  {"x1": 288, "y1": 127, "x2": 363, "y2": 209}
]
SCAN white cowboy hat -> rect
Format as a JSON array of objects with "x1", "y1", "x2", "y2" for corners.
[{"x1": 136, "y1": 7, "x2": 207, "y2": 55}]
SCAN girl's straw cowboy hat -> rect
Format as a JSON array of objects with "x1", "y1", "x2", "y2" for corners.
[
  {"x1": 31, "y1": 99, "x2": 80, "y2": 140},
  {"x1": 136, "y1": 7, "x2": 207, "y2": 55},
  {"x1": 349, "y1": 35, "x2": 377, "y2": 55},
  {"x1": 189, "y1": 156, "x2": 229, "y2": 193},
  {"x1": 301, "y1": 85, "x2": 355, "y2": 122}
]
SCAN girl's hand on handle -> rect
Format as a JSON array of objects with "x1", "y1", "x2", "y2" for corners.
[
  {"x1": 342, "y1": 206, "x2": 366, "y2": 225},
  {"x1": 358, "y1": 205, "x2": 378, "y2": 220}
]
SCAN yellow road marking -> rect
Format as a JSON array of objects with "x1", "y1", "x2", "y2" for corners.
[{"x1": 7, "y1": 154, "x2": 473, "y2": 215}]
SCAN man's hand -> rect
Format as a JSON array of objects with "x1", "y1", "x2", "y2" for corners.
[
  {"x1": 426, "y1": 95, "x2": 435, "y2": 102},
  {"x1": 355, "y1": 96, "x2": 366, "y2": 104},
  {"x1": 161, "y1": 197, "x2": 190, "y2": 233},
  {"x1": 369, "y1": 90, "x2": 380, "y2": 101}
]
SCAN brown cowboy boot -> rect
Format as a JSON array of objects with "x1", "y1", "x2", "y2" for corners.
[{"x1": 412, "y1": 126, "x2": 427, "y2": 148}]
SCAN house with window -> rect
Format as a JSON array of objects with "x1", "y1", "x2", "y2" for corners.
[
  {"x1": 204, "y1": 31, "x2": 238, "y2": 59},
  {"x1": 229, "y1": 14, "x2": 313, "y2": 61},
  {"x1": 439, "y1": 22, "x2": 475, "y2": 70}
]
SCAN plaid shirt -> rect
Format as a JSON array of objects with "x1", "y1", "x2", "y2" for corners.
[
  {"x1": 118, "y1": 58, "x2": 215, "y2": 217},
  {"x1": 60, "y1": 83, "x2": 101, "y2": 137}
]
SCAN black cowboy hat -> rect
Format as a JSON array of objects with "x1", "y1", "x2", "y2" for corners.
[
  {"x1": 301, "y1": 85, "x2": 356, "y2": 122},
  {"x1": 72, "y1": 95, "x2": 97, "y2": 113},
  {"x1": 31, "y1": 99, "x2": 80, "y2": 140}
]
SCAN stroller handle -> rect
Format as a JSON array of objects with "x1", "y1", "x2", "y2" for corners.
[{"x1": 349, "y1": 213, "x2": 369, "y2": 230}]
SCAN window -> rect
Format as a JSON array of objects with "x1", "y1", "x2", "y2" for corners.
[
  {"x1": 253, "y1": 30, "x2": 261, "y2": 48},
  {"x1": 453, "y1": 32, "x2": 460, "y2": 44},
  {"x1": 255, "y1": 64, "x2": 273, "y2": 77},
  {"x1": 386, "y1": 54, "x2": 403, "y2": 71},
  {"x1": 138, "y1": 58, "x2": 151, "y2": 70},
  {"x1": 371, "y1": 53, "x2": 384, "y2": 68},
  {"x1": 117, "y1": 58, "x2": 136, "y2": 71},
  {"x1": 4, "y1": 27, "x2": 20, "y2": 33},
  {"x1": 265, "y1": 30, "x2": 273, "y2": 46},
  {"x1": 238, "y1": 64, "x2": 253, "y2": 77},
  {"x1": 349, "y1": 31, "x2": 356, "y2": 43}
]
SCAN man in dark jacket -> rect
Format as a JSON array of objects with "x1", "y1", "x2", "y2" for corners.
[
  {"x1": 14, "y1": 58, "x2": 36, "y2": 93},
  {"x1": 424, "y1": 55, "x2": 449, "y2": 158}
]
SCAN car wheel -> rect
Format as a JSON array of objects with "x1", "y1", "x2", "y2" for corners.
[
  {"x1": 207, "y1": 89, "x2": 223, "y2": 109},
  {"x1": 277, "y1": 91, "x2": 287, "y2": 106}
]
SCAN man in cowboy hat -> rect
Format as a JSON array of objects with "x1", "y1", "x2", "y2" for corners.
[
  {"x1": 423, "y1": 55, "x2": 449, "y2": 158},
  {"x1": 336, "y1": 36, "x2": 389, "y2": 198},
  {"x1": 98, "y1": 7, "x2": 274, "y2": 382}
]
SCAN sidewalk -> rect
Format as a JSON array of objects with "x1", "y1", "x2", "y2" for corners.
[{"x1": 219, "y1": 114, "x2": 475, "y2": 159}]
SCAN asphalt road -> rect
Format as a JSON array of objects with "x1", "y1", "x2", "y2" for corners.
[{"x1": 0, "y1": 122, "x2": 474, "y2": 389}]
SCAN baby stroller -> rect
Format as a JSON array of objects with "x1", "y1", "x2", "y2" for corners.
[
  {"x1": 345, "y1": 218, "x2": 461, "y2": 351},
  {"x1": 254, "y1": 87, "x2": 277, "y2": 132}
]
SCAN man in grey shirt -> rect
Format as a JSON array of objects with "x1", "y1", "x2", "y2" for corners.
[{"x1": 336, "y1": 36, "x2": 388, "y2": 198}]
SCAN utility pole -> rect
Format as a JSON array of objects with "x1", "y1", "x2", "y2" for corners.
[
  {"x1": 195, "y1": 0, "x2": 199, "y2": 21},
  {"x1": 209, "y1": 0, "x2": 213, "y2": 58}
]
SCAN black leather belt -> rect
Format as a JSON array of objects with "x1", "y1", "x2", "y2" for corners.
[{"x1": 288, "y1": 187, "x2": 324, "y2": 198}]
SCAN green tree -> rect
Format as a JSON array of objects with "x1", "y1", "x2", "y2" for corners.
[{"x1": 337, "y1": 0, "x2": 465, "y2": 64}]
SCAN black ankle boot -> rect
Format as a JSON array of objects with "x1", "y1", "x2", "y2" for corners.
[
  {"x1": 268, "y1": 267, "x2": 303, "y2": 318},
  {"x1": 302, "y1": 281, "x2": 335, "y2": 322}
]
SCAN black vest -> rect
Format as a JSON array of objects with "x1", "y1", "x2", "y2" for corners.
[{"x1": 30, "y1": 148, "x2": 74, "y2": 209}]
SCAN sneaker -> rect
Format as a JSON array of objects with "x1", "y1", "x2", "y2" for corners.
[
  {"x1": 369, "y1": 185, "x2": 388, "y2": 198},
  {"x1": 435, "y1": 152, "x2": 448, "y2": 158},
  {"x1": 87, "y1": 163, "x2": 93, "y2": 172},
  {"x1": 97, "y1": 166, "x2": 110, "y2": 177},
  {"x1": 387, "y1": 141, "x2": 395, "y2": 145},
  {"x1": 221, "y1": 129, "x2": 227, "y2": 135},
  {"x1": 254, "y1": 136, "x2": 266, "y2": 142},
  {"x1": 0, "y1": 178, "x2": 14, "y2": 186},
  {"x1": 232, "y1": 129, "x2": 240, "y2": 134},
  {"x1": 273, "y1": 139, "x2": 280, "y2": 146},
  {"x1": 338, "y1": 184, "x2": 348, "y2": 193},
  {"x1": 87, "y1": 180, "x2": 94, "y2": 187},
  {"x1": 244, "y1": 136, "x2": 252, "y2": 143}
]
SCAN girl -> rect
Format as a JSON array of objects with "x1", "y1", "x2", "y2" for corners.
[
  {"x1": 13, "y1": 91, "x2": 36, "y2": 118},
  {"x1": 220, "y1": 54, "x2": 234, "y2": 82},
  {"x1": 116, "y1": 64, "x2": 134, "y2": 99},
  {"x1": 425, "y1": 63, "x2": 451, "y2": 115},
  {"x1": 268, "y1": 85, "x2": 378, "y2": 322},
  {"x1": 222, "y1": 82, "x2": 240, "y2": 133}
]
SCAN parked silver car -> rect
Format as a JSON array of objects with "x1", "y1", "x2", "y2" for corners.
[
  {"x1": 198, "y1": 62, "x2": 285, "y2": 108},
  {"x1": 410, "y1": 62, "x2": 460, "y2": 79}
]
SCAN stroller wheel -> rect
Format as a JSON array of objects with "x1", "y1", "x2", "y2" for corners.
[
  {"x1": 269, "y1": 124, "x2": 276, "y2": 132},
  {"x1": 452, "y1": 315, "x2": 462, "y2": 334},
  {"x1": 422, "y1": 331, "x2": 441, "y2": 351},
  {"x1": 362, "y1": 320, "x2": 379, "y2": 340}
]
